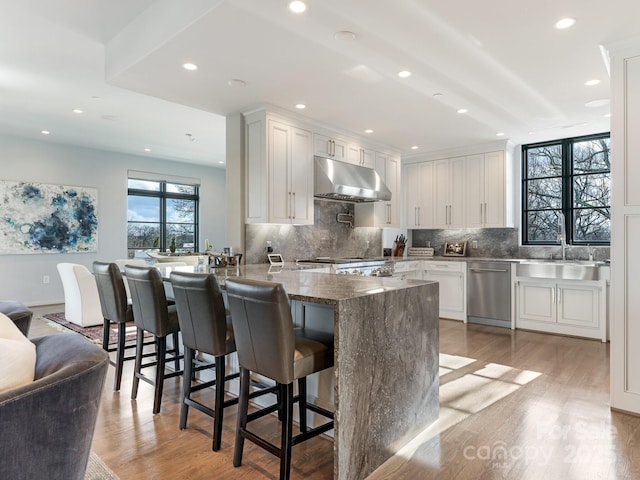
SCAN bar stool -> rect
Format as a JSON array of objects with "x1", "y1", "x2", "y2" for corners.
[
  {"x1": 169, "y1": 271, "x2": 240, "y2": 451},
  {"x1": 225, "y1": 277, "x2": 334, "y2": 480},
  {"x1": 93, "y1": 261, "x2": 138, "y2": 391},
  {"x1": 125, "y1": 265, "x2": 183, "y2": 414}
]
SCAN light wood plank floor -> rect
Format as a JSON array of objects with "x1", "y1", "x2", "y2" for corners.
[{"x1": 30, "y1": 306, "x2": 640, "y2": 479}]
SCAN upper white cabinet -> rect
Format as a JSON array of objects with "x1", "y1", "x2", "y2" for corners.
[
  {"x1": 434, "y1": 157, "x2": 466, "y2": 228},
  {"x1": 314, "y1": 133, "x2": 347, "y2": 162},
  {"x1": 347, "y1": 143, "x2": 375, "y2": 168},
  {"x1": 245, "y1": 111, "x2": 313, "y2": 225},
  {"x1": 355, "y1": 152, "x2": 401, "y2": 228},
  {"x1": 405, "y1": 161, "x2": 434, "y2": 228},
  {"x1": 404, "y1": 144, "x2": 512, "y2": 230},
  {"x1": 466, "y1": 151, "x2": 506, "y2": 228}
]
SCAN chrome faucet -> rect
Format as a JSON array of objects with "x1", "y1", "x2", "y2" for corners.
[{"x1": 558, "y1": 212, "x2": 570, "y2": 260}]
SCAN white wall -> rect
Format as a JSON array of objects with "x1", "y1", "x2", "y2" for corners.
[{"x1": 0, "y1": 134, "x2": 226, "y2": 306}]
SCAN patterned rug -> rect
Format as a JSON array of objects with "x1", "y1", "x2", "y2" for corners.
[
  {"x1": 86, "y1": 452, "x2": 119, "y2": 480},
  {"x1": 42, "y1": 312, "x2": 145, "y2": 345}
]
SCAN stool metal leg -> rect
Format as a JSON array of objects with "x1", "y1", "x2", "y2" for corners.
[
  {"x1": 180, "y1": 346, "x2": 194, "y2": 429},
  {"x1": 212, "y1": 355, "x2": 226, "y2": 451},
  {"x1": 234, "y1": 367, "x2": 251, "y2": 467},
  {"x1": 131, "y1": 327, "x2": 144, "y2": 400},
  {"x1": 298, "y1": 377, "x2": 308, "y2": 433},
  {"x1": 280, "y1": 382, "x2": 294, "y2": 480},
  {"x1": 113, "y1": 322, "x2": 126, "y2": 391},
  {"x1": 153, "y1": 336, "x2": 166, "y2": 414}
]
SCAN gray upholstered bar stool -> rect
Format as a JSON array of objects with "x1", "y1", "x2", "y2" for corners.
[
  {"x1": 125, "y1": 265, "x2": 183, "y2": 414},
  {"x1": 225, "y1": 277, "x2": 334, "y2": 480},
  {"x1": 93, "y1": 261, "x2": 155, "y2": 391},
  {"x1": 169, "y1": 271, "x2": 240, "y2": 451}
]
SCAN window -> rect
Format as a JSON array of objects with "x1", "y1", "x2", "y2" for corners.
[
  {"x1": 522, "y1": 133, "x2": 610, "y2": 245},
  {"x1": 127, "y1": 178, "x2": 199, "y2": 258}
]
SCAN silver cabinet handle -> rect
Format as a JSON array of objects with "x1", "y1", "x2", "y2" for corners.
[
  {"x1": 416, "y1": 206, "x2": 420, "y2": 226},
  {"x1": 292, "y1": 192, "x2": 296, "y2": 219},
  {"x1": 552, "y1": 286, "x2": 556, "y2": 305},
  {"x1": 469, "y1": 268, "x2": 509, "y2": 273},
  {"x1": 288, "y1": 192, "x2": 292, "y2": 219},
  {"x1": 387, "y1": 203, "x2": 391, "y2": 224}
]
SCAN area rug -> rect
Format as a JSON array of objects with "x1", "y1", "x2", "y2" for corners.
[
  {"x1": 86, "y1": 451, "x2": 119, "y2": 480},
  {"x1": 42, "y1": 312, "x2": 145, "y2": 345}
]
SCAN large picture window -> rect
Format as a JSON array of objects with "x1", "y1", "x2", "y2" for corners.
[
  {"x1": 127, "y1": 177, "x2": 199, "y2": 259},
  {"x1": 522, "y1": 133, "x2": 610, "y2": 245}
]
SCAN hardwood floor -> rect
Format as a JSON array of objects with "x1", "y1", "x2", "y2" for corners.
[{"x1": 31, "y1": 308, "x2": 640, "y2": 479}]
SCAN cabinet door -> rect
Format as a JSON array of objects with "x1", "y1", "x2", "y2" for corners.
[
  {"x1": 482, "y1": 151, "x2": 505, "y2": 227},
  {"x1": 434, "y1": 159, "x2": 450, "y2": 228},
  {"x1": 314, "y1": 134, "x2": 346, "y2": 161},
  {"x1": 426, "y1": 271, "x2": 465, "y2": 317},
  {"x1": 465, "y1": 153, "x2": 484, "y2": 228},
  {"x1": 268, "y1": 121, "x2": 291, "y2": 224},
  {"x1": 346, "y1": 144, "x2": 362, "y2": 165},
  {"x1": 289, "y1": 127, "x2": 313, "y2": 224},
  {"x1": 557, "y1": 284, "x2": 599, "y2": 328},
  {"x1": 418, "y1": 162, "x2": 434, "y2": 228},
  {"x1": 449, "y1": 156, "x2": 466, "y2": 228},
  {"x1": 517, "y1": 281, "x2": 556, "y2": 323},
  {"x1": 386, "y1": 155, "x2": 400, "y2": 227},
  {"x1": 405, "y1": 163, "x2": 421, "y2": 228}
]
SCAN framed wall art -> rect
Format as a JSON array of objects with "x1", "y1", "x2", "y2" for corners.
[
  {"x1": 0, "y1": 180, "x2": 98, "y2": 254},
  {"x1": 443, "y1": 241, "x2": 467, "y2": 257}
]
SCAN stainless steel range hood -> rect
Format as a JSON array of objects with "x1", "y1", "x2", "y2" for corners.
[{"x1": 314, "y1": 156, "x2": 391, "y2": 203}]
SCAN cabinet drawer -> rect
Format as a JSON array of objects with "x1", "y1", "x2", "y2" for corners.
[
  {"x1": 394, "y1": 261, "x2": 421, "y2": 272},
  {"x1": 423, "y1": 261, "x2": 464, "y2": 272}
]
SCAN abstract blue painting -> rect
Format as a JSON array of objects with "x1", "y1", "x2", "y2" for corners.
[{"x1": 0, "y1": 180, "x2": 98, "y2": 254}]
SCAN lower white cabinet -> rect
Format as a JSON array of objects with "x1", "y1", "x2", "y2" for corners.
[
  {"x1": 393, "y1": 260, "x2": 423, "y2": 280},
  {"x1": 423, "y1": 261, "x2": 466, "y2": 321},
  {"x1": 515, "y1": 278, "x2": 606, "y2": 341}
]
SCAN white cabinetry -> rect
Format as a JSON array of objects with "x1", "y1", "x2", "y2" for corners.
[
  {"x1": 423, "y1": 260, "x2": 466, "y2": 321},
  {"x1": 466, "y1": 151, "x2": 506, "y2": 228},
  {"x1": 314, "y1": 133, "x2": 347, "y2": 162},
  {"x1": 515, "y1": 278, "x2": 605, "y2": 341},
  {"x1": 434, "y1": 157, "x2": 466, "y2": 228},
  {"x1": 245, "y1": 112, "x2": 313, "y2": 224},
  {"x1": 405, "y1": 162, "x2": 434, "y2": 228},
  {"x1": 355, "y1": 152, "x2": 400, "y2": 228},
  {"x1": 393, "y1": 260, "x2": 422, "y2": 280},
  {"x1": 347, "y1": 143, "x2": 374, "y2": 167}
]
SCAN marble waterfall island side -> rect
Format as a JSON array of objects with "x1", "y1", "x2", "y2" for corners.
[{"x1": 213, "y1": 266, "x2": 440, "y2": 480}]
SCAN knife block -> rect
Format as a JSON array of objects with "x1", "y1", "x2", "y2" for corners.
[{"x1": 391, "y1": 241, "x2": 405, "y2": 257}]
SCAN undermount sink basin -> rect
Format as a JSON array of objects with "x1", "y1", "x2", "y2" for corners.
[{"x1": 516, "y1": 260, "x2": 603, "y2": 281}]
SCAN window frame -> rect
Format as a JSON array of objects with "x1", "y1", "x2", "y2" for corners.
[
  {"x1": 127, "y1": 179, "x2": 200, "y2": 258},
  {"x1": 521, "y1": 132, "x2": 611, "y2": 246}
]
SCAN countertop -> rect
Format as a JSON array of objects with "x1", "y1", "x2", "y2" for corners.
[{"x1": 164, "y1": 263, "x2": 432, "y2": 305}]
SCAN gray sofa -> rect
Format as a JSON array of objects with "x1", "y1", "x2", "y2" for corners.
[
  {"x1": 0, "y1": 334, "x2": 109, "y2": 480},
  {"x1": 0, "y1": 300, "x2": 33, "y2": 337}
]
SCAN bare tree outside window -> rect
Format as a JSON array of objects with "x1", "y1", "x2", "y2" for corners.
[{"x1": 522, "y1": 134, "x2": 610, "y2": 245}]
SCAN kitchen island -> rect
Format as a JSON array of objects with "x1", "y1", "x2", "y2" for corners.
[{"x1": 167, "y1": 264, "x2": 440, "y2": 480}]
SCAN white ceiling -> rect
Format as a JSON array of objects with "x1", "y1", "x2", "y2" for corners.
[{"x1": 1, "y1": 0, "x2": 639, "y2": 168}]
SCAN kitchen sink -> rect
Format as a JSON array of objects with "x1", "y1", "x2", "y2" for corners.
[{"x1": 516, "y1": 260, "x2": 604, "y2": 281}]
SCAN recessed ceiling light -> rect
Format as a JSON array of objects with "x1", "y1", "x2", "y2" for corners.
[
  {"x1": 182, "y1": 63, "x2": 198, "y2": 71},
  {"x1": 585, "y1": 98, "x2": 610, "y2": 108},
  {"x1": 227, "y1": 79, "x2": 246, "y2": 87},
  {"x1": 41, "y1": 130, "x2": 50, "y2": 135},
  {"x1": 295, "y1": 104, "x2": 306, "y2": 109},
  {"x1": 432, "y1": 93, "x2": 443, "y2": 97},
  {"x1": 72, "y1": 108, "x2": 83, "y2": 114},
  {"x1": 604, "y1": 113, "x2": 611, "y2": 118},
  {"x1": 218, "y1": 161, "x2": 225, "y2": 164},
  {"x1": 554, "y1": 17, "x2": 576, "y2": 29},
  {"x1": 584, "y1": 79, "x2": 600, "y2": 86},
  {"x1": 496, "y1": 132, "x2": 505, "y2": 137},
  {"x1": 144, "y1": 148, "x2": 151, "y2": 152},
  {"x1": 365, "y1": 129, "x2": 374, "y2": 134},
  {"x1": 289, "y1": 1, "x2": 307, "y2": 13},
  {"x1": 411, "y1": 146, "x2": 419, "y2": 150},
  {"x1": 397, "y1": 70, "x2": 411, "y2": 78},
  {"x1": 334, "y1": 31, "x2": 357, "y2": 41},
  {"x1": 457, "y1": 108, "x2": 468, "y2": 114}
]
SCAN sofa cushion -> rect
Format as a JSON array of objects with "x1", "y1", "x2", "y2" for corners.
[{"x1": 0, "y1": 312, "x2": 36, "y2": 393}]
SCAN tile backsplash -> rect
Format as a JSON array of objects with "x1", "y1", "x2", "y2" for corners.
[
  {"x1": 412, "y1": 228, "x2": 610, "y2": 261},
  {"x1": 245, "y1": 200, "x2": 382, "y2": 264}
]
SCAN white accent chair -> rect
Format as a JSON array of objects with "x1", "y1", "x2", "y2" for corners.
[{"x1": 56, "y1": 263, "x2": 103, "y2": 327}]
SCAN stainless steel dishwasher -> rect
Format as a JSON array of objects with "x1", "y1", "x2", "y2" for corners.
[{"x1": 467, "y1": 261, "x2": 512, "y2": 328}]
